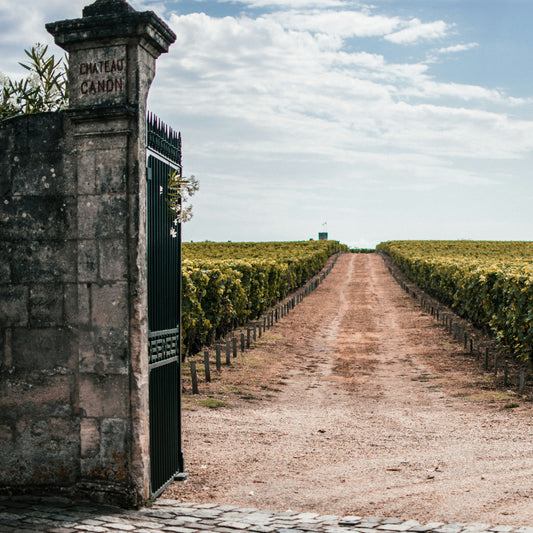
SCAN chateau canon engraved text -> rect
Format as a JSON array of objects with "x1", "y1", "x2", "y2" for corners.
[{"x1": 79, "y1": 57, "x2": 125, "y2": 96}]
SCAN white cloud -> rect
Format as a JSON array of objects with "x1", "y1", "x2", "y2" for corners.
[
  {"x1": 0, "y1": 1, "x2": 85, "y2": 43},
  {"x1": 153, "y1": 10, "x2": 533, "y2": 174},
  {"x1": 438, "y1": 42, "x2": 478, "y2": 54},
  {"x1": 223, "y1": 0, "x2": 348, "y2": 8},
  {"x1": 0, "y1": 0, "x2": 86, "y2": 76},
  {"x1": 403, "y1": 80, "x2": 505, "y2": 102},
  {"x1": 269, "y1": 9, "x2": 402, "y2": 39},
  {"x1": 384, "y1": 18, "x2": 450, "y2": 44},
  {"x1": 130, "y1": 0, "x2": 168, "y2": 11}
]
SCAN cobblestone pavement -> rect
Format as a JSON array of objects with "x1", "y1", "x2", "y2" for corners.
[{"x1": 1, "y1": 498, "x2": 533, "y2": 533}]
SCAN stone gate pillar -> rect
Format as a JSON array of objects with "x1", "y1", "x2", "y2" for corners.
[{"x1": 46, "y1": 0, "x2": 175, "y2": 505}]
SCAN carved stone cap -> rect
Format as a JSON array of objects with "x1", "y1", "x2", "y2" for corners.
[
  {"x1": 46, "y1": 0, "x2": 176, "y2": 55},
  {"x1": 83, "y1": 0, "x2": 135, "y2": 17}
]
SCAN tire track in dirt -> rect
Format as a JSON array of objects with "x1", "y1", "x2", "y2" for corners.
[{"x1": 165, "y1": 254, "x2": 533, "y2": 526}]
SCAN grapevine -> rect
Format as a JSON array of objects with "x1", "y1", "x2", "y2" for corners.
[
  {"x1": 181, "y1": 240, "x2": 348, "y2": 355},
  {"x1": 377, "y1": 240, "x2": 533, "y2": 365}
]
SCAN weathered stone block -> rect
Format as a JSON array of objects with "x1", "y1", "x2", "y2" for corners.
[
  {"x1": 79, "y1": 374, "x2": 129, "y2": 418},
  {"x1": 128, "y1": 190, "x2": 142, "y2": 238},
  {"x1": 80, "y1": 418, "x2": 100, "y2": 458},
  {"x1": 99, "y1": 238, "x2": 127, "y2": 281},
  {"x1": 11, "y1": 154, "x2": 70, "y2": 197},
  {"x1": 11, "y1": 328, "x2": 76, "y2": 371},
  {"x1": 0, "y1": 121, "x2": 14, "y2": 154},
  {"x1": 0, "y1": 424, "x2": 13, "y2": 441},
  {"x1": 0, "y1": 159, "x2": 11, "y2": 197},
  {"x1": 78, "y1": 283, "x2": 91, "y2": 326},
  {"x1": 0, "y1": 450, "x2": 78, "y2": 486},
  {"x1": 29, "y1": 284, "x2": 64, "y2": 327},
  {"x1": 78, "y1": 194, "x2": 127, "y2": 239},
  {"x1": 8, "y1": 116, "x2": 29, "y2": 153},
  {"x1": 101, "y1": 418, "x2": 128, "y2": 458},
  {"x1": 11, "y1": 240, "x2": 76, "y2": 283},
  {"x1": 77, "y1": 150, "x2": 96, "y2": 194},
  {"x1": 73, "y1": 120, "x2": 133, "y2": 146},
  {"x1": 63, "y1": 283, "x2": 78, "y2": 326},
  {"x1": 78, "y1": 239, "x2": 98, "y2": 282},
  {"x1": 95, "y1": 328, "x2": 128, "y2": 370},
  {"x1": 21, "y1": 113, "x2": 64, "y2": 153},
  {"x1": 78, "y1": 329, "x2": 95, "y2": 369},
  {"x1": 0, "y1": 373, "x2": 73, "y2": 417},
  {"x1": 0, "y1": 242, "x2": 11, "y2": 282},
  {"x1": 0, "y1": 414, "x2": 78, "y2": 485},
  {"x1": 0, "y1": 286, "x2": 29, "y2": 327},
  {"x1": 95, "y1": 149, "x2": 127, "y2": 193},
  {"x1": 93, "y1": 131, "x2": 129, "y2": 151},
  {"x1": 91, "y1": 282, "x2": 128, "y2": 328},
  {"x1": 79, "y1": 328, "x2": 128, "y2": 375},
  {"x1": 68, "y1": 44, "x2": 129, "y2": 108},
  {"x1": 0, "y1": 195, "x2": 72, "y2": 242},
  {"x1": 0, "y1": 333, "x2": 6, "y2": 367}
]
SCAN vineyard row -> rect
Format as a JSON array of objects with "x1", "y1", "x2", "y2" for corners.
[
  {"x1": 181, "y1": 240, "x2": 349, "y2": 355},
  {"x1": 377, "y1": 240, "x2": 533, "y2": 365},
  {"x1": 186, "y1": 252, "x2": 342, "y2": 393}
]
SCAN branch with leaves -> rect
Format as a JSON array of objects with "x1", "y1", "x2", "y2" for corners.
[
  {"x1": 1, "y1": 43, "x2": 68, "y2": 120},
  {"x1": 167, "y1": 169, "x2": 199, "y2": 233}
]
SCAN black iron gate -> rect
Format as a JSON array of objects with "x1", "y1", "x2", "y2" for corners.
[{"x1": 146, "y1": 112, "x2": 184, "y2": 496}]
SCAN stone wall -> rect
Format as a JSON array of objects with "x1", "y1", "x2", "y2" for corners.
[
  {"x1": 0, "y1": 0, "x2": 175, "y2": 507},
  {"x1": 0, "y1": 112, "x2": 79, "y2": 488}
]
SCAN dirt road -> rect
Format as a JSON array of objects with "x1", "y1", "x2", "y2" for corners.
[{"x1": 164, "y1": 253, "x2": 533, "y2": 525}]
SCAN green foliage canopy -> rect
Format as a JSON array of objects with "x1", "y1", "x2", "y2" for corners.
[
  {"x1": 378, "y1": 240, "x2": 533, "y2": 364},
  {"x1": 181, "y1": 240, "x2": 349, "y2": 355}
]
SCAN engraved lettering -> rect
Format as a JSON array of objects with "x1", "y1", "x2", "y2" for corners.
[{"x1": 78, "y1": 57, "x2": 126, "y2": 97}]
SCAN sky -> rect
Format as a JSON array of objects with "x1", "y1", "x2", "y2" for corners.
[{"x1": 1, "y1": 0, "x2": 532, "y2": 248}]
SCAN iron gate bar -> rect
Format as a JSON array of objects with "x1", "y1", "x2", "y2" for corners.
[
  {"x1": 147, "y1": 154, "x2": 180, "y2": 332},
  {"x1": 146, "y1": 112, "x2": 184, "y2": 497},
  {"x1": 147, "y1": 111, "x2": 181, "y2": 165},
  {"x1": 147, "y1": 151, "x2": 181, "y2": 175},
  {"x1": 149, "y1": 359, "x2": 180, "y2": 496},
  {"x1": 149, "y1": 356, "x2": 178, "y2": 371}
]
